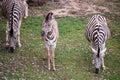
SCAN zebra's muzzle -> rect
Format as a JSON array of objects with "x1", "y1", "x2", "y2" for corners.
[
  {"x1": 9, "y1": 47, "x2": 14, "y2": 53},
  {"x1": 95, "y1": 68, "x2": 99, "y2": 74}
]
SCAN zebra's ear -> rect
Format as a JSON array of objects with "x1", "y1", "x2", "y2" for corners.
[
  {"x1": 91, "y1": 47, "x2": 97, "y2": 54},
  {"x1": 100, "y1": 48, "x2": 106, "y2": 54}
]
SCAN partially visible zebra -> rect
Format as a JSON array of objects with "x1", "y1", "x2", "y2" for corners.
[
  {"x1": 41, "y1": 12, "x2": 59, "y2": 71},
  {"x1": 0, "y1": 0, "x2": 3, "y2": 7},
  {"x1": 1, "y1": 0, "x2": 28, "y2": 52},
  {"x1": 85, "y1": 14, "x2": 111, "y2": 73}
]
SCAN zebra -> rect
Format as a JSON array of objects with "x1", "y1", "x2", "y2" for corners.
[
  {"x1": 85, "y1": 14, "x2": 111, "y2": 73},
  {"x1": 1, "y1": 0, "x2": 28, "y2": 53},
  {"x1": 41, "y1": 12, "x2": 59, "y2": 71}
]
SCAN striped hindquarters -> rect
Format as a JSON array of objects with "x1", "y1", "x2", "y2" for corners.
[
  {"x1": 1, "y1": 0, "x2": 27, "y2": 20},
  {"x1": 86, "y1": 14, "x2": 111, "y2": 44},
  {"x1": 85, "y1": 14, "x2": 111, "y2": 57}
]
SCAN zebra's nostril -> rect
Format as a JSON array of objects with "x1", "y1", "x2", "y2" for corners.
[
  {"x1": 95, "y1": 68, "x2": 99, "y2": 74},
  {"x1": 9, "y1": 47, "x2": 14, "y2": 53}
]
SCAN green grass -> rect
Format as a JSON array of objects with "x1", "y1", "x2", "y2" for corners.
[{"x1": 0, "y1": 15, "x2": 120, "y2": 80}]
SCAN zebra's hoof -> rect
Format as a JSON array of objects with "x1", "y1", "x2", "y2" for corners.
[
  {"x1": 24, "y1": 16, "x2": 28, "y2": 19},
  {"x1": 53, "y1": 68, "x2": 56, "y2": 71},
  {"x1": 5, "y1": 43, "x2": 9, "y2": 49},
  {"x1": 102, "y1": 66, "x2": 106, "y2": 70},
  {"x1": 5, "y1": 46, "x2": 9, "y2": 50},
  {"x1": 43, "y1": 57, "x2": 47, "y2": 61},
  {"x1": 48, "y1": 67, "x2": 51, "y2": 70}
]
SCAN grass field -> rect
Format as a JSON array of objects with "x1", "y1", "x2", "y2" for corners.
[{"x1": 0, "y1": 13, "x2": 120, "y2": 80}]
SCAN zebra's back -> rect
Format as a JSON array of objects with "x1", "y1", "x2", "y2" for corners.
[
  {"x1": 86, "y1": 14, "x2": 111, "y2": 43},
  {"x1": 1, "y1": 0, "x2": 27, "y2": 19}
]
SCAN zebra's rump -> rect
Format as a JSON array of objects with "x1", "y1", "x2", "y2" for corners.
[
  {"x1": 86, "y1": 14, "x2": 111, "y2": 43},
  {"x1": 91, "y1": 25, "x2": 106, "y2": 46},
  {"x1": 1, "y1": 0, "x2": 26, "y2": 19}
]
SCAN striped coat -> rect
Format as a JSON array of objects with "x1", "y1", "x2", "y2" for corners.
[
  {"x1": 85, "y1": 14, "x2": 111, "y2": 73},
  {"x1": 41, "y1": 12, "x2": 59, "y2": 71},
  {"x1": 1, "y1": 0, "x2": 28, "y2": 52}
]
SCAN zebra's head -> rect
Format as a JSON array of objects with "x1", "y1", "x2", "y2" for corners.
[
  {"x1": 8, "y1": 27, "x2": 17, "y2": 53},
  {"x1": 42, "y1": 12, "x2": 54, "y2": 34},
  {"x1": 91, "y1": 47, "x2": 106, "y2": 73}
]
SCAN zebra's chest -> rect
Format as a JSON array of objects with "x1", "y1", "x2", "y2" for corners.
[{"x1": 45, "y1": 33, "x2": 56, "y2": 46}]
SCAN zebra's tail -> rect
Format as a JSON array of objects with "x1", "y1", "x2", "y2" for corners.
[{"x1": 97, "y1": 47, "x2": 100, "y2": 58}]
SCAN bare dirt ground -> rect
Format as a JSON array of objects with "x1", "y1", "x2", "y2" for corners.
[
  {"x1": 29, "y1": 0, "x2": 120, "y2": 17},
  {"x1": 50, "y1": 0, "x2": 101, "y2": 17}
]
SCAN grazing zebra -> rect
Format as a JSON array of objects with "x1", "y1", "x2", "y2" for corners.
[
  {"x1": 41, "y1": 12, "x2": 59, "y2": 71},
  {"x1": 1, "y1": 0, "x2": 28, "y2": 52},
  {"x1": 85, "y1": 14, "x2": 111, "y2": 73}
]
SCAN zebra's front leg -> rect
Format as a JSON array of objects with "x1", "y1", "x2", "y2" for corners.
[
  {"x1": 47, "y1": 46, "x2": 51, "y2": 70},
  {"x1": 102, "y1": 57, "x2": 106, "y2": 70},
  {"x1": 43, "y1": 47, "x2": 47, "y2": 60},
  {"x1": 24, "y1": 6, "x2": 28, "y2": 19},
  {"x1": 51, "y1": 47, "x2": 56, "y2": 71},
  {"x1": 18, "y1": 20, "x2": 22, "y2": 47},
  {"x1": 92, "y1": 54, "x2": 95, "y2": 64},
  {"x1": 24, "y1": 1, "x2": 28, "y2": 19},
  {"x1": 6, "y1": 21, "x2": 9, "y2": 47}
]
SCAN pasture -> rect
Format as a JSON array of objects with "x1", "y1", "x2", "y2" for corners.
[
  {"x1": 0, "y1": 14, "x2": 120, "y2": 80},
  {"x1": 0, "y1": 0, "x2": 120, "y2": 80}
]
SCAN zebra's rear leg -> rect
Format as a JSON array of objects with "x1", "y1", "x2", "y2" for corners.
[
  {"x1": 6, "y1": 30, "x2": 9, "y2": 48},
  {"x1": 43, "y1": 47, "x2": 47, "y2": 60},
  {"x1": 6, "y1": 21, "x2": 9, "y2": 48},
  {"x1": 23, "y1": 0, "x2": 28, "y2": 19},
  {"x1": 102, "y1": 57, "x2": 106, "y2": 70},
  {"x1": 51, "y1": 47, "x2": 56, "y2": 71},
  {"x1": 18, "y1": 20, "x2": 22, "y2": 48},
  {"x1": 47, "y1": 46, "x2": 51, "y2": 70},
  {"x1": 92, "y1": 54, "x2": 95, "y2": 64}
]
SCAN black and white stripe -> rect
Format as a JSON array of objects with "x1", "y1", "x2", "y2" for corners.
[
  {"x1": 2, "y1": 0, "x2": 28, "y2": 52},
  {"x1": 85, "y1": 14, "x2": 111, "y2": 73},
  {"x1": 41, "y1": 12, "x2": 59, "y2": 70}
]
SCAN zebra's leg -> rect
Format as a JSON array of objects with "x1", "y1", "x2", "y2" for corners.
[
  {"x1": 6, "y1": 21, "x2": 9, "y2": 47},
  {"x1": 24, "y1": 5, "x2": 28, "y2": 19},
  {"x1": 101, "y1": 44, "x2": 106, "y2": 70},
  {"x1": 24, "y1": 1, "x2": 28, "y2": 19},
  {"x1": 102, "y1": 57, "x2": 106, "y2": 70},
  {"x1": 92, "y1": 54, "x2": 95, "y2": 64},
  {"x1": 17, "y1": 20, "x2": 22, "y2": 47},
  {"x1": 51, "y1": 47, "x2": 56, "y2": 71},
  {"x1": 43, "y1": 47, "x2": 47, "y2": 60},
  {"x1": 52, "y1": 0, "x2": 54, "y2": 2},
  {"x1": 47, "y1": 46, "x2": 51, "y2": 70}
]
